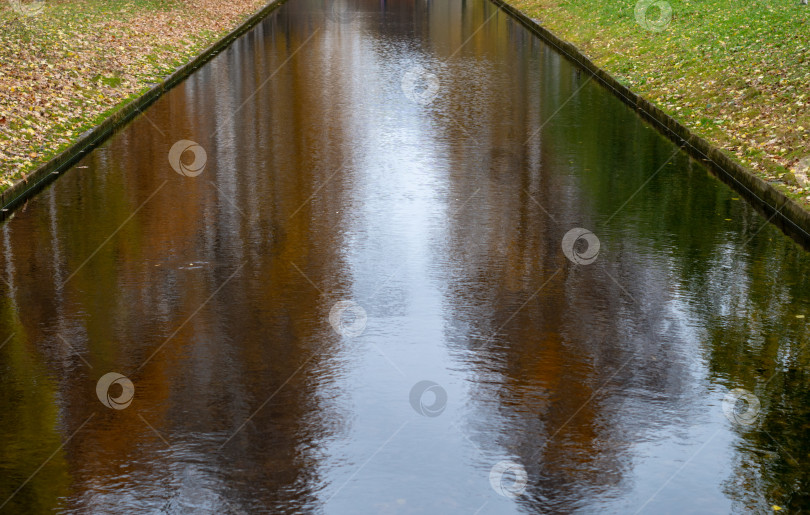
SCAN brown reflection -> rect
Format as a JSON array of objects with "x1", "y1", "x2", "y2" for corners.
[
  {"x1": 0, "y1": 2, "x2": 359, "y2": 511},
  {"x1": 3, "y1": 0, "x2": 810, "y2": 513},
  {"x1": 426, "y1": 0, "x2": 700, "y2": 510}
]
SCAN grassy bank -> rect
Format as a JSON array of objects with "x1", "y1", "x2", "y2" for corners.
[
  {"x1": 0, "y1": 0, "x2": 266, "y2": 192},
  {"x1": 511, "y1": 0, "x2": 810, "y2": 203}
]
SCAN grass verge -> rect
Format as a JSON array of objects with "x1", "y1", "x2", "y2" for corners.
[
  {"x1": 510, "y1": 0, "x2": 810, "y2": 205},
  {"x1": 0, "y1": 0, "x2": 267, "y2": 192}
]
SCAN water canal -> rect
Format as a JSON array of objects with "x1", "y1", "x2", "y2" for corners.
[{"x1": 2, "y1": 0, "x2": 810, "y2": 512}]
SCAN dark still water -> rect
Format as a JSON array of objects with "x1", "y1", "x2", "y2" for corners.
[{"x1": 2, "y1": 0, "x2": 810, "y2": 513}]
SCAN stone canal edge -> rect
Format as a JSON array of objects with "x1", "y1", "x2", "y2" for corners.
[
  {"x1": 0, "y1": 0, "x2": 288, "y2": 220},
  {"x1": 493, "y1": 0, "x2": 810, "y2": 245},
  {"x1": 3, "y1": 0, "x2": 809, "y2": 246}
]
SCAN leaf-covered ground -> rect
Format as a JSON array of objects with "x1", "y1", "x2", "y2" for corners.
[
  {"x1": 0, "y1": 0, "x2": 267, "y2": 192},
  {"x1": 3, "y1": 0, "x2": 808, "y2": 204},
  {"x1": 512, "y1": 0, "x2": 810, "y2": 203}
]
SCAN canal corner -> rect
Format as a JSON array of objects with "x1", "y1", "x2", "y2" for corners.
[
  {"x1": 490, "y1": 0, "x2": 810, "y2": 248},
  {"x1": 0, "y1": 0, "x2": 289, "y2": 222}
]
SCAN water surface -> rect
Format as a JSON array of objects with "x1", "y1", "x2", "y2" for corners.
[{"x1": 2, "y1": 0, "x2": 810, "y2": 513}]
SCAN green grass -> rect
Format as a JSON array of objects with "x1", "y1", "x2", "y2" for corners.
[{"x1": 513, "y1": 0, "x2": 810, "y2": 202}]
